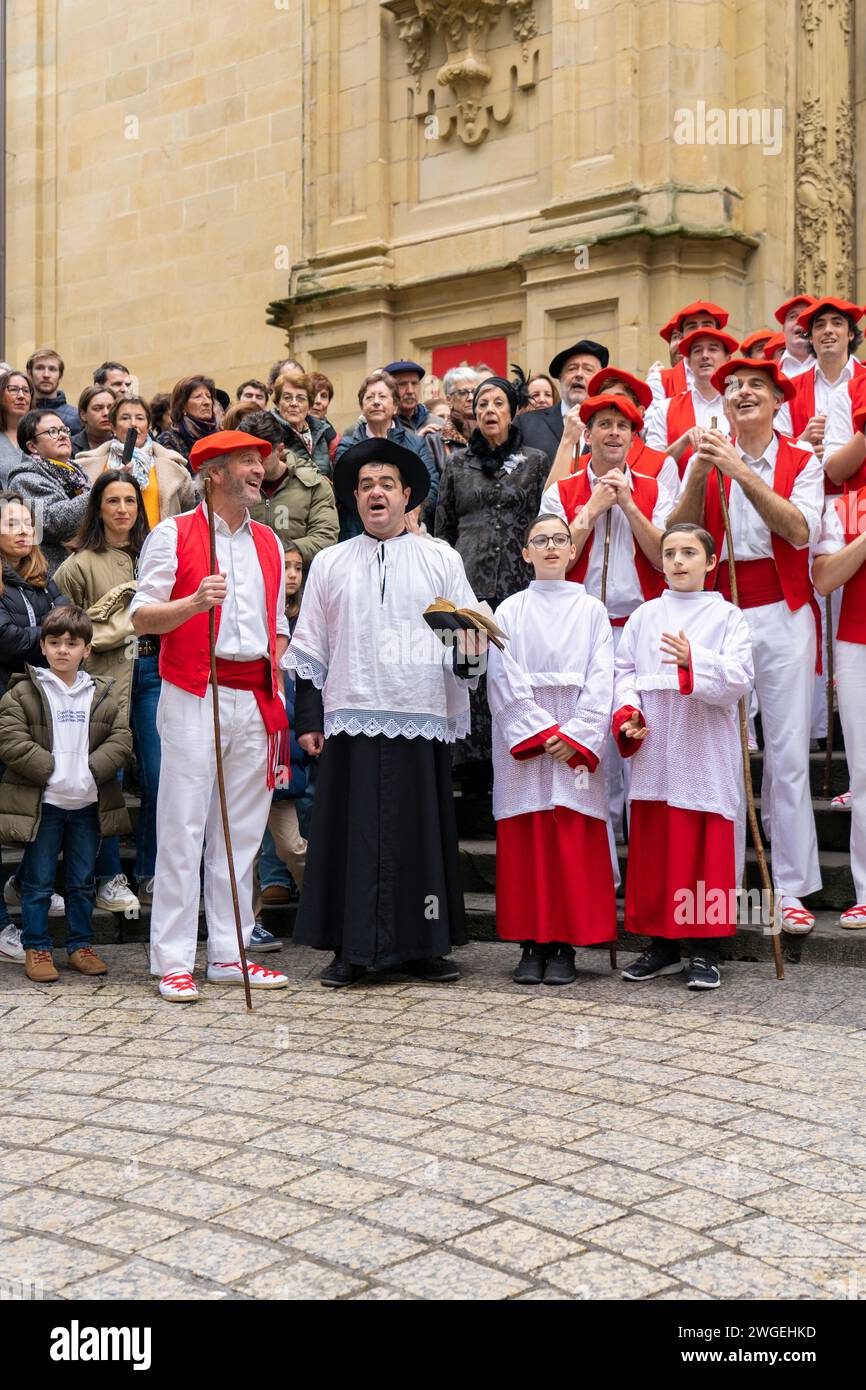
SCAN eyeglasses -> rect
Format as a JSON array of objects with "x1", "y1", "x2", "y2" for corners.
[
  {"x1": 35, "y1": 426, "x2": 71, "y2": 440},
  {"x1": 5, "y1": 385, "x2": 30, "y2": 396},
  {"x1": 282, "y1": 394, "x2": 309, "y2": 406},
  {"x1": 449, "y1": 388, "x2": 473, "y2": 399},
  {"x1": 527, "y1": 533, "x2": 571, "y2": 550}
]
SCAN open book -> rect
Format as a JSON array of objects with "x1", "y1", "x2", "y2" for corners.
[{"x1": 423, "y1": 597, "x2": 507, "y2": 651}]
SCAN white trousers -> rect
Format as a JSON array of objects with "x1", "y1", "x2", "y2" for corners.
[
  {"x1": 149, "y1": 682, "x2": 272, "y2": 976},
  {"x1": 811, "y1": 585, "x2": 842, "y2": 740},
  {"x1": 834, "y1": 639, "x2": 866, "y2": 902},
  {"x1": 736, "y1": 601, "x2": 820, "y2": 897}
]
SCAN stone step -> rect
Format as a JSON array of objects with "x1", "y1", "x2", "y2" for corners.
[{"x1": 750, "y1": 751, "x2": 850, "y2": 798}]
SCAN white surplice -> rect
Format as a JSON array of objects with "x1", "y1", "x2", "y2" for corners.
[
  {"x1": 284, "y1": 532, "x2": 478, "y2": 742},
  {"x1": 486, "y1": 581, "x2": 613, "y2": 822},
  {"x1": 614, "y1": 589, "x2": 754, "y2": 822}
]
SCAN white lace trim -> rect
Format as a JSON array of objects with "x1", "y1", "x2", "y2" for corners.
[
  {"x1": 325, "y1": 708, "x2": 469, "y2": 743},
  {"x1": 284, "y1": 645, "x2": 327, "y2": 689}
]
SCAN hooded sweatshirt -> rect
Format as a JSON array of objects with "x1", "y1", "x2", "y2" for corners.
[{"x1": 34, "y1": 667, "x2": 98, "y2": 809}]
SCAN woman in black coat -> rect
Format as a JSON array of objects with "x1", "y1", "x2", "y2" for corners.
[
  {"x1": 434, "y1": 377, "x2": 550, "y2": 788},
  {"x1": 0, "y1": 492, "x2": 68, "y2": 959}
]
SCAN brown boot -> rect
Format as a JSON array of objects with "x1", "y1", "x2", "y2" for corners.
[
  {"x1": 25, "y1": 949, "x2": 59, "y2": 983},
  {"x1": 68, "y1": 947, "x2": 108, "y2": 976}
]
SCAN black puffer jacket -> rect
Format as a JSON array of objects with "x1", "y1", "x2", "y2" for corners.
[{"x1": 0, "y1": 564, "x2": 69, "y2": 700}]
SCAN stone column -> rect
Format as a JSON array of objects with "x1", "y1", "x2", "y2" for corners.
[{"x1": 795, "y1": 0, "x2": 855, "y2": 295}]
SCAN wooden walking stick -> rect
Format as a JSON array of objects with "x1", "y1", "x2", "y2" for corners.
[
  {"x1": 204, "y1": 477, "x2": 253, "y2": 1013},
  {"x1": 710, "y1": 420, "x2": 783, "y2": 980},
  {"x1": 823, "y1": 595, "x2": 835, "y2": 798},
  {"x1": 600, "y1": 511, "x2": 617, "y2": 971}
]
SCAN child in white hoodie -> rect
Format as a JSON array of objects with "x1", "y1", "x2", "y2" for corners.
[{"x1": 0, "y1": 605, "x2": 131, "y2": 983}]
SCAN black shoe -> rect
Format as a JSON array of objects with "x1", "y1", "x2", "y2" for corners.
[
  {"x1": 621, "y1": 942, "x2": 684, "y2": 981},
  {"x1": 320, "y1": 955, "x2": 365, "y2": 988},
  {"x1": 543, "y1": 944, "x2": 576, "y2": 986},
  {"x1": 512, "y1": 943, "x2": 547, "y2": 985},
  {"x1": 403, "y1": 956, "x2": 460, "y2": 983},
  {"x1": 687, "y1": 956, "x2": 721, "y2": 990}
]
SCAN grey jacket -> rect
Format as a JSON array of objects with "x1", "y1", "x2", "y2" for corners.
[{"x1": 6, "y1": 458, "x2": 91, "y2": 574}]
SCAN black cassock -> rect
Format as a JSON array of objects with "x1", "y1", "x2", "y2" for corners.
[{"x1": 294, "y1": 678, "x2": 471, "y2": 968}]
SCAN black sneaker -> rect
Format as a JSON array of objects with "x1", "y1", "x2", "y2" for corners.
[
  {"x1": 403, "y1": 956, "x2": 460, "y2": 983},
  {"x1": 320, "y1": 955, "x2": 365, "y2": 988},
  {"x1": 621, "y1": 942, "x2": 684, "y2": 981},
  {"x1": 687, "y1": 957, "x2": 721, "y2": 990},
  {"x1": 543, "y1": 945, "x2": 576, "y2": 986},
  {"x1": 512, "y1": 943, "x2": 547, "y2": 985}
]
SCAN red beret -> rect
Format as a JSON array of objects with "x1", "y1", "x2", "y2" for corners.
[
  {"x1": 796, "y1": 297, "x2": 864, "y2": 334},
  {"x1": 669, "y1": 301, "x2": 729, "y2": 336},
  {"x1": 711, "y1": 357, "x2": 796, "y2": 404},
  {"x1": 188, "y1": 430, "x2": 272, "y2": 473},
  {"x1": 678, "y1": 327, "x2": 739, "y2": 359},
  {"x1": 774, "y1": 295, "x2": 815, "y2": 326},
  {"x1": 578, "y1": 393, "x2": 644, "y2": 431},
  {"x1": 739, "y1": 329, "x2": 775, "y2": 355},
  {"x1": 762, "y1": 332, "x2": 786, "y2": 361},
  {"x1": 587, "y1": 368, "x2": 653, "y2": 412},
  {"x1": 659, "y1": 316, "x2": 678, "y2": 344}
]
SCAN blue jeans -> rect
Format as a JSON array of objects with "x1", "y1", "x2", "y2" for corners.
[
  {"x1": 0, "y1": 845, "x2": 11, "y2": 929},
  {"x1": 21, "y1": 802, "x2": 100, "y2": 953},
  {"x1": 95, "y1": 654, "x2": 162, "y2": 883}
]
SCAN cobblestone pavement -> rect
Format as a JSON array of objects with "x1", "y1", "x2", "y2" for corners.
[{"x1": 1, "y1": 941, "x2": 865, "y2": 1301}]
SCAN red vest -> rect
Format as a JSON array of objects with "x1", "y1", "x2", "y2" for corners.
[
  {"x1": 556, "y1": 465, "x2": 666, "y2": 602},
  {"x1": 666, "y1": 390, "x2": 699, "y2": 476},
  {"x1": 627, "y1": 434, "x2": 669, "y2": 479},
  {"x1": 159, "y1": 506, "x2": 283, "y2": 699},
  {"x1": 660, "y1": 360, "x2": 686, "y2": 398},
  {"x1": 789, "y1": 359, "x2": 866, "y2": 438},
  {"x1": 703, "y1": 434, "x2": 814, "y2": 614},
  {"x1": 836, "y1": 489, "x2": 866, "y2": 645}
]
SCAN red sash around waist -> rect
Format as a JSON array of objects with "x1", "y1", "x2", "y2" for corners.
[
  {"x1": 214, "y1": 657, "x2": 289, "y2": 789},
  {"x1": 716, "y1": 558, "x2": 783, "y2": 608}
]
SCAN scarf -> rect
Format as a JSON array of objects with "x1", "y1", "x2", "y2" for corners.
[
  {"x1": 469, "y1": 423, "x2": 526, "y2": 477},
  {"x1": 37, "y1": 455, "x2": 90, "y2": 498},
  {"x1": 107, "y1": 436, "x2": 155, "y2": 492},
  {"x1": 175, "y1": 414, "x2": 218, "y2": 453}
]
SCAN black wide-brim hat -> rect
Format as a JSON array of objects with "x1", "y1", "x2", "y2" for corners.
[
  {"x1": 548, "y1": 339, "x2": 610, "y2": 379},
  {"x1": 332, "y1": 436, "x2": 431, "y2": 511}
]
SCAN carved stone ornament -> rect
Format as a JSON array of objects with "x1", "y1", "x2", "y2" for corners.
[
  {"x1": 383, "y1": 0, "x2": 540, "y2": 145},
  {"x1": 830, "y1": 97, "x2": 855, "y2": 296},
  {"x1": 795, "y1": 95, "x2": 829, "y2": 290},
  {"x1": 800, "y1": 0, "x2": 852, "y2": 48}
]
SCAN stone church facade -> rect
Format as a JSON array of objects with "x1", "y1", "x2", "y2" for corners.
[{"x1": 4, "y1": 0, "x2": 862, "y2": 424}]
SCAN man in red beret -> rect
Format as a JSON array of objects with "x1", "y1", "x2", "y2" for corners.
[
  {"x1": 647, "y1": 301, "x2": 730, "y2": 404},
  {"x1": 668, "y1": 359, "x2": 825, "y2": 935},
  {"x1": 131, "y1": 430, "x2": 291, "y2": 1000},
  {"x1": 776, "y1": 298, "x2": 866, "y2": 460},
  {"x1": 539, "y1": 394, "x2": 677, "y2": 852},
  {"x1": 645, "y1": 328, "x2": 739, "y2": 475},
  {"x1": 774, "y1": 294, "x2": 816, "y2": 381},
  {"x1": 543, "y1": 366, "x2": 679, "y2": 489}
]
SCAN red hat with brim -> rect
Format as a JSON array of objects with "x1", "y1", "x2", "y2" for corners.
[
  {"x1": 672, "y1": 301, "x2": 729, "y2": 335},
  {"x1": 188, "y1": 430, "x2": 272, "y2": 473},
  {"x1": 578, "y1": 393, "x2": 644, "y2": 431},
  {"x1": 659, "y1": 316, "x2": 678, "y2": 344},
  {"x1": 774, "y1": 295, "x2": 816, "y2": 326},
  {"x1": 796, "y1": 297, "x2": 864, "y2": 334},
  {"x1": 711, "y1": 357, "x2": 796, "y2": 404},
  {"x1": 587, "y1": 367, "x2": 653, "y2": 412},
  {"x1": 762, "y1": 332, "x2": 786, "y2": 360},
  {"x1": 739, "y1": 329, "x2": 774, "y2": 354},
  {"x1": 678, "y1": 328, "x2": 739, "y2": 359}
]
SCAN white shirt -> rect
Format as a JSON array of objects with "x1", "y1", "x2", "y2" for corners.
[
  {"x1": 644, "y1": 388, "x2": 730, "y2": 454},
  {"x1": 539, "y1": 460, "x2": 677, "y2": 619},
  {"x1": 775, "y1": 356, "x2": 861, "y2": 438},
  {"x1": 779, "y1": 349, "x2": 812, "y2": 380},
  {"x1": 36, "y1": 669, "x2": 98, "y2": 810},
  {"x1": 130, "y1": 503, "x2": 289, "y2": 660},
  {"x1": 680, "y1": 432, "x2": 823, "y2": 563},
  {"x1": 284, "y1": 531, "x2": 477, "y2": 742}
]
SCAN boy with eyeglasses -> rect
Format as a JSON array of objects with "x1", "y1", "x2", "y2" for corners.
[{"x1": 486, "y1": 513, "x2": 616, "y2": 986}]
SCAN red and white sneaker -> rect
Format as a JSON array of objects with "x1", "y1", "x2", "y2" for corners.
[
  {"x1": 207, "y1": 960, "x2": 288, "y2": 989},
  {"x1": 831, "y1": 791, "x2": 852, "y2": 809},
  {"x1": 839, "y1": 904, "x2": 866, "y2": 929},
  {"x1": 158, "y1": 971, "x2": 200, "y2": 1002},
  {"x1": 776, "y1": 895, "x2": 816, "y2": 936}
]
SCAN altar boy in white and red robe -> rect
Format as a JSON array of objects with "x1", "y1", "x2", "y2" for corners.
[
  {"x1": 487, "y1": 514, "x2": 615, "y2": 986},
  {"x1": 613, "y1": 524, "x2": 753, "y2": 989}
]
